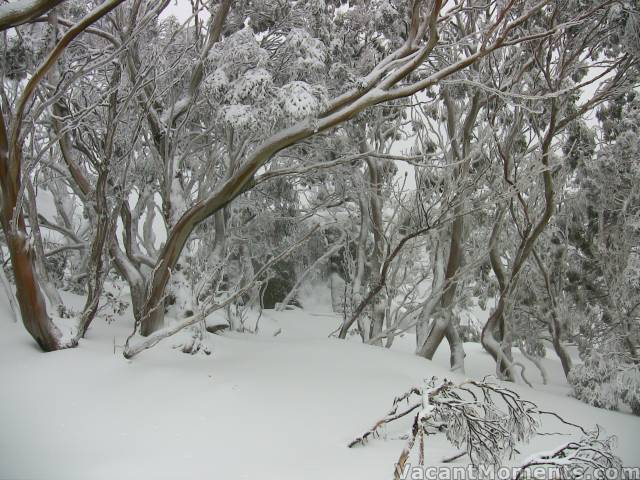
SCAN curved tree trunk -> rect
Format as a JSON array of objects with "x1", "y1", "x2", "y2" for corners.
[
  {"x1": 417, "y1": 90, "x2": 479, "y2": 368},
  {"x1": 25, "y1": 177, "x2": 64, "y2": 312},
  {"x1": 480, "y1": 207, "x2": 515, "y2": 380},
  {"x1": 446, "y1": 322, "x2": 465, "y2": 373},
  {"x1": 0, "y1": 115, "x2": 65, "y2": 351},
  {"x1": 418, "y1": 212, "x2": 464, "y2": 360},
  {"x1": 482, "y1": 104, "x2": 558, "y2": 382},
  {"x1": 531, "y1": 249, "x2": 574, "y2": 379},
  {"x1": 416, "y1": 234, "x2": 445, "y2": 348},
  {"x1": 549, "y1": 312, "x2": 573, "y2": 378},
  {"x1": 365, "y1": 155, "x2": 387, "y2": 347}
]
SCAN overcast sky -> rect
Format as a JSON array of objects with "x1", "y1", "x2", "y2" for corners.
[{"x1": 163, "y1": 1, "x2": 204, "y2": 21}]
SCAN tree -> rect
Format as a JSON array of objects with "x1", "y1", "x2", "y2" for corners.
[
  {"x1": 0, "y1": 0, "x2": 127, "y2": 351},
  {"x1": 477, "y1": 0, "x2": 637, "y2": 380},
  {"x1": 126, "y1": 0, "x2": 568, "y2": 357}
]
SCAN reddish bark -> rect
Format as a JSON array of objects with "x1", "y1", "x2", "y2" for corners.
[{"x1": 0, "y1": 114, "x2": 64, "y2": 351}]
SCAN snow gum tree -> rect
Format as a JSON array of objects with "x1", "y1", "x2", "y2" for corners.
[
  {"x1": 125, "y1": 0, "x2": 580, "y2": 357},
  {"x1": 1, "y1": 0, "x2": 638, "y2": 382},
  {"x1": 0, "y1": 0, "x2": 128, "y2": 350}
]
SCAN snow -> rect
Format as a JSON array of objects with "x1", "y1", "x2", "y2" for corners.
[
  {"x1": 222, "y1": 104, "x2": 256, "y2": 130},
  {"x1": 35, "y1": 188, "x2": 58, "y2": 220},
  {"x1": 279, "y1": 81, "x2": 327, "y2": 120},
  {"x1": 0, "y1": 287, "x2": 639, "y2": 479},
  {"x1": 231, "y1": 68, "x2": 273, "y2": 103}
]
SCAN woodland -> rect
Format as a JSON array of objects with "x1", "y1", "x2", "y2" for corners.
[{"x1": 1, "y1": 0, "x2": 639, "y2": 478}]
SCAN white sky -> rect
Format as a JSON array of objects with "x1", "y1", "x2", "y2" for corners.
[{"x1": 163, "y1": 1, "x2": 205, "y2": 21}]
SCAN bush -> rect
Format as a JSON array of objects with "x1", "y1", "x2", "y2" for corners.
[
  {"x1": 260, "y1": 259, "x2": 298, "y2": 309},
  {"x1": 569, "y1": 353, "x2": 640, "y2": 415},
  {"x1": 617, "y1": 366, "x2": 640, "y2": 415},
  {"x1": 568, "y1": 354, "x2": 619, "y2": 411}
]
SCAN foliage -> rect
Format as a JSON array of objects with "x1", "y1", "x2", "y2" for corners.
[
  {"x1": 569, "y1": 354, "x2": 620, "y2": 411},
  {"x1": 349, "y1": 377, "x2": 540, "y2": 473}
]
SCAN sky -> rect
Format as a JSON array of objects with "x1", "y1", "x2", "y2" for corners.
[{"x1": 163, "y1": 1, "x2": 205, "y2": 21}]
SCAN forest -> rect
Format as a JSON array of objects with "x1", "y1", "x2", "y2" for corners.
[{"x1": 1, "y1": 0, "x2": 639, "y2": 478}]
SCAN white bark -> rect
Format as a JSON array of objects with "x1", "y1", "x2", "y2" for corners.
[{"x1": 0, "y1": 0, "x2": 66, "y2": 31}]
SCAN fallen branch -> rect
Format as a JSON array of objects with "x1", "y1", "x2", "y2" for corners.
[
  {"x1": 349, "y1": 377, "x2": 540, "y2": 478},
  {"x1": 515, "y1": 430, "x2": 623, "y2": 480}
]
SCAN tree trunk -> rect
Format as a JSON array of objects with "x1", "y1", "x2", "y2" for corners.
[
  {"x1": 418, "y1": 212, "x2": 464, "y2": 360},
  {"x1": 417, "y1": 90, "x2": 478, "y2": 365},
  {"x1": 367, "y1": 162, "x2": 386, "y2": 346},
  {"x1": 0, "y1": 115, "x2": 64, "y2": 351},
  {"x1": 352, "y1": 195, "x2": 370, "y2": 340},
  {"x1": 549, "y1": 313, "x2": 573, "y2": 378},
  {"x1": 25, "y1": 178, "x2": 64, "y2": 312},
  {"x1": 416, "y1": 235, "x2": 445, "y2": 347},
  {"x1": 446, "y1": 322, "x2": 465, "y2": 373},
  {"x1": 481, "y1": 208, "x2": 515, "y2": 380}
]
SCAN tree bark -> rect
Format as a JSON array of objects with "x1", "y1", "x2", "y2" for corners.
[
  {"x1": 0, "y1": 114, "x2": 64, "y2": 351},
  {"x1": 25, "y1": 177, "x2": 64, "y2": 311},
  {"x1": 417, "y1": 90, "x2": 479, "y2": 365},
  {"x1": 416, "y1": 234, "x2": 445, "y2": 348},
  {"x1": 0, "y1": 0, "x2": 67, "y2": 32},
  {"x1": 482, "y1": 104, "x2": 558, "y2": 382},
  {"x1": 365, "y1": 154, "x2": 387, "y2": 347}
]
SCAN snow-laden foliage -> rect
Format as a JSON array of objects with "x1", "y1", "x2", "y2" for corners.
[
  {"x1": 516, "y1": 431, "x2": 624, "y2": 480},
  {"x1": 205, "y1": 68, "x2": 230, "y2": 95},
  {"x1": 230, "y1": 68, "x2": 274, "y2": 103},
  {"x1": 275, "y1": 28, "x2": 326, "y2": 81},
  {"x1": 278, "y1": 81, "x2": 327, "y2": 120},
  {"x1": 211, "y1": 26, "x2": 269, "y2": 77},
  {"x1": 569, "y1": 354, "x2": 640, "y2": 416},
  {"x1": 617, "y1": 366, "x2": 640, "y2": 415},
  {"x1": 569, "y1": 354, "x2": 620, "y2": 411},
  {"x1": 564, "y1": 93, "x2": 640, "y2": 415},
  {"x1": 350, "y1": 377, "x2": 540, "y2": 471},
  {"x1": 221, "y1": 104, "x2": 259, "y2": 131}
]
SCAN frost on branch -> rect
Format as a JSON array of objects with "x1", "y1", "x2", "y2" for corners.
[
  {"x1": 567, "y1": 351, "x2": 640, "y2": 415},
  {"x1": 222, "y1": 104, "x2": 257, "y2": 131},
  {"x1": 231, "y1": 68, "x2": 274, "y2": 103},
  {"x1": 617, "y1": 365, "x2": 640, "y2": 415},
  {"x1": 279, "y1": 28, "x2": 326, "y2": 80},
  {"x1": 516, "y1": 430, "x2": 624, "y2": 480},
  {"x1": 569, "y1": 353, "x2": 620, "y2": 411},
  {"x1": 211, "y1": 26, "x2": 268, "y2": 77},
  {"x1": 349, "y1": 377, "x2": 540, "y2": 477},
  {"x1": 278, "y1": 81, "x2": 327, "y2": 120}
]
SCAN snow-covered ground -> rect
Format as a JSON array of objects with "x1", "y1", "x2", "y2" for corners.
[{"x1": 1, "y1": 286, "x2": 638, "y2": 480}]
